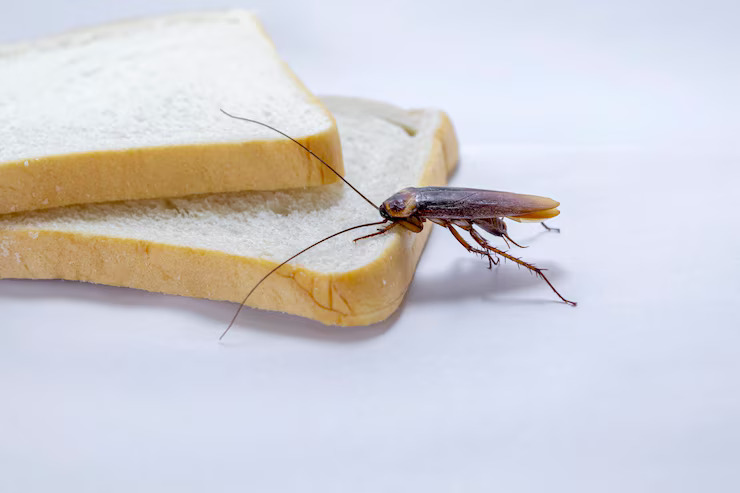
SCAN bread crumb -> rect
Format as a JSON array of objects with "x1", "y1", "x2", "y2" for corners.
[
  {"x1": 28, "y1": 232, "x2": 39, "y2": 239},
  {"x1": 382, "y1": 279, "x2": 387, "y2": 286},
  {"x1": 0, "y1": 241, "x2": 9, "y2": 257},
  {"x1": 42, "y1": 199, "x2": 49, "y2": 205},
  {"x1": 24, "y1": 160, "x2": 29, "y2": 167},
  {"x1": 14, "y1": 252, "x2": 21, "y2": 263},
  {"x1": 55, "y1": 185, "x2": 63, "y2": 193}
]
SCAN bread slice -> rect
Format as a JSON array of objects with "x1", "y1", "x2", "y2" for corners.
[
  {"x1": 0, "y1": 10, "x2": 342, "y2": 215},
  {"x1": 0, "y1": 97, "x2": 458, "y2": 325}
]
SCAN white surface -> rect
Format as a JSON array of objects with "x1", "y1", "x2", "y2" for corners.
[{"x1": 1, "y1": 1, "x2": 739, "y2": 492}]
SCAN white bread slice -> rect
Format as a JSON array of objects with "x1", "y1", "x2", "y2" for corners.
[
  {"x1": 0, "y1": 97, "x2": 458, "y2": 325},
  {"x1": 0, "y1": 10, "x2": 342, "y2": 215}
]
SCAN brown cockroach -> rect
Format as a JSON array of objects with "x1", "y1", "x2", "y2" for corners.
[{"x1": 220, "y1": 110, "x2": 576, "y2": 338}]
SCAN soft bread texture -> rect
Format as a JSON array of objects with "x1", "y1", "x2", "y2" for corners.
[
  {"x1": 0, "y1": 97, "x2": 458, "y2": 325},
  {"x1": 0, "y1": 10, "x2": 342, "y2": 215}
]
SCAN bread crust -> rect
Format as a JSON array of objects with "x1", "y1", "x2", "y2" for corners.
[
  {"x1": 0, "y1": 130, "x2": 342, "y2": 215},
  {"x1": 0, "y1": 109, "x2": 458, "y2": 326}
]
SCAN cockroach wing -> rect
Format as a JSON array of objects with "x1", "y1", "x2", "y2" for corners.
[
  {"x1": 409, "y1": 187, "x2": 560, "y2": 220},
  {"x1": 507, "y1": 208, "x2": 560, "y2": 222}
]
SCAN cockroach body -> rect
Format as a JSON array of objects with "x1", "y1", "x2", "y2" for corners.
[
  {"x1": 220, "y1": 110, "x2": 576, "y2": 338},
  {"x1": 361, "y1": 186, "x2": 574, "y2": 306}
]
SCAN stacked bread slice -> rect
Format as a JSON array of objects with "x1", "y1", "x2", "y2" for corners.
[
  {"x1": 0, "y1": 11, "x2": 342, "y2": 214},
  {"x1": 0, "y1": 11, "x2": 458, "y2": 325}
]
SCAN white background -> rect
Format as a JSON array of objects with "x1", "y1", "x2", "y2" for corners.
[{"x1": 1, "y1": 1, "x2": 739, "y2": 492}]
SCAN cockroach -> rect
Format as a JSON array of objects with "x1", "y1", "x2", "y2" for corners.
[{"x1": 219, "y1": 110, "x2": 576, "y2": 338}]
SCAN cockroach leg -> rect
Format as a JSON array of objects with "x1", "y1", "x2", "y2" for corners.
[
  {"x1": 468, "y1": 227, "x2": 495, "y2": 252},
  {"x1": 446, "y1": 224, "x2": 498, "y2": 269},
  {"x1": 473, "y1": 217, "x2": 527, "y2": 248},
  {"x1": 353, "y1": 221, "x2": 396, "y2": 242},
  {"x1": 503, "y1": 233, "x2": 528, "y2": 249},
  {"x1": 541, "y1": 222, "x2": 560, "y2": 233},
  {"x1": 468, "y1": 228, "x2": 576, "y2": 306}
]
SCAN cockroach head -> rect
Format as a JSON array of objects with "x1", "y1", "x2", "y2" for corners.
[{"x1": 380, "y1": 188, "x2": 418, "y2": 220}]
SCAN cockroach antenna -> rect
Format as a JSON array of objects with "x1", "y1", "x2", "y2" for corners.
[
  {"x1": 219, "y1": 109, "x2": 379, "y2": 210},
  {"x1": 219, "y1": 219, "x2": 387, "y2": 340}
]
